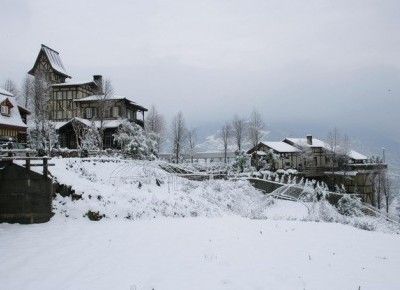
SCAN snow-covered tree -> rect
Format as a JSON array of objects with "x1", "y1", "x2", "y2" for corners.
[
  {"x1": 248, "y1": 109, "x2": 265, "y2": 147},
  {"x1": 97, "y1": 79, "x2": 114, "y2": 149},
  {"x1": 20, "y1": 75, "x2": 34, "y2": 109},
  {"x1": 219, "y1": 122, "x2": 231, "y2": 163},
  {"x1": 28, "y1": 122, "x2": 58, "y2": 151},
  {"x1": 145, "y1": 105, "x2": 166, "y2": 153},
  {"x1": 337, "y1": 194, "x2": 364, "y2": 217},
  {"x1": 187, "y1": 128, "x2": 197, "y2": 163},
  {"x1": 170, "y1": 111, "x2": 187, "y2": 163},
  {"x1": 233, "y1": 150, "x2": 247, "y2": 173},
  {"x1": 3, "y1": 79, "x2": 19, "y2": 97},
  {"x1": 81, "y1": 123, "x2": 102, "y2": 150},
  {"x1": 232, "y1": 115, "x2": 246, "y2": 151},
  {"x1": 113, "y1": 120, "x2": 157, "y2": 160}
]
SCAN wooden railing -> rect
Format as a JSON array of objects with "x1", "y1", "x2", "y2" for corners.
[{"x1": 0, "y1": 155, "x2": 54, "y2": 176}]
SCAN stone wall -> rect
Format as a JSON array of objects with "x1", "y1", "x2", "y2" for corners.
[{"x1": 0, "y1": 162, "x2": 53, "y2": 224}]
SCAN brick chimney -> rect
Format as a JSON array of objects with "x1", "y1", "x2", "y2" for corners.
[
  {"x1": 93, "y1": 75, "x2": 103, "y2": 94},
  {"x1": 306, "y1": 134, "x2": 313, "y2": 145}
]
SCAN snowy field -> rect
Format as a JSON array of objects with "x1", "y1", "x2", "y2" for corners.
[
  {"x1": 2, "y1": 157, "x2": 400, "y2": 289},
  {"x1": 1, "y1": 217, "x2": 400, "y2": 290}
]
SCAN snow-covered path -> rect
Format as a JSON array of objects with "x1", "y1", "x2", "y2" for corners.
[{"x1": 1, "y1": 217, "x2": 399, "y2": 290}]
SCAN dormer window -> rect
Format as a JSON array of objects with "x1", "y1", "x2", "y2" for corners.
[{"x1": 1, "y1": 105, "x2": 10, "y2": 116}]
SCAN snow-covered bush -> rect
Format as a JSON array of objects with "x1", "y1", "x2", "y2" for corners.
[
  {"x1": 28, "y1": 122, "x2": 58, "y2": 151},
  {"x1": 81, "y1": 123, "x2": 101, "y2": 150},
  {"x1": 232, "y1": 150, "x2": 248, "y2": 173},
  {"x1": 337, "y1": 194, "x2": 364, "y2": 217},
  {"x1": 113, "y1": 120, "x2": 157, "y2": 160}
]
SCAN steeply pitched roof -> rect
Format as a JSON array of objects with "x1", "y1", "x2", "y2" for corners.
[{"x1": 28, "y1": 44, "x2": 71, "y2": 78}]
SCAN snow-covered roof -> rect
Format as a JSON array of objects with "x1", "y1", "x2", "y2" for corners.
[
  {"x1": 0, "y1": 88, "x2": 13, "y2": 97},
  {"x1": 284, "y1": 137, "x2": 331, "y2": 150},
  {"x1": 347, "y1": 150, "x2": 367, "y2": 161},
  {"x1": 0, "y1": 95, "x2": 28, "y2": 128},
  {"x1": 52, "y1": 80, "x2": 96, "y2": 87},
  {"x1": 262, "y1": 141, "x2": 301, "y2": 153},
  {"x1": 55, "y1": 118, "x2": 126, "y2": 130},
  {"x1": 74, "y1": 95, "x2": 148, "y2": 111},
  {"x1": 255, "y1": 150, "x2": 267, "y2": 156}
]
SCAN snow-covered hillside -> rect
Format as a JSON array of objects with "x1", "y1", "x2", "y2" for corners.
[
  {"x1": 2, "y1": 157, "x2": 400, "y2": 289},
  {"x1": 50, "y1": 157, "x2": 272, "y2": 220},
  {"x1": 1, "y1": 218, "x2": 400, "y2": 290}
]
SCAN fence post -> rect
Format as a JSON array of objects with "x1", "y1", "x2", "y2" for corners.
[
  {"x1": 26, "y1": 158, "x2": 31, "y2": 171},
  {"x1": 43, "y1": 158, "x2": 48, "y2": 177}
]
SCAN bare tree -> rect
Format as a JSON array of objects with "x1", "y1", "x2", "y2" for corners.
[
  {"x1": 326, "y1": 128, "x2": 351, "y2": 187},
  {"x1": 375, "y1": 169, "x2": 392, "y2": 213},
  {"x1": 21, "y1": 75, "x2": 34, "y2": 109},
  {"x1": 248, "y1": 109, "x2": 265, "y2": 147},
  {"x1": 219, "y1": 122, "x2": 231, "y2": 163},
  {"x1": 187, "y1": 128, "x2": 197, "y2": 163},
  {"x1": 145, "y1": 105, "x2": 166, "y2": 153},
  {"x1": 71, "y1": 119, "x2": 86, "y2": 149},
  {"x1": 30, "y1": 72, "x2": 53, "y2": 150},
  {"x1": 97, "y1": 79, "x2": 114, "y2": 149},
  {"x1": 3, "y1": 79, "x2": 19, "y2": 97},
  {"x1": 171, "y1": 111, "x2": 187, "y2": 164},
  {"x1": 232, "y1": 115, "x2": 246, "y2": 151}
]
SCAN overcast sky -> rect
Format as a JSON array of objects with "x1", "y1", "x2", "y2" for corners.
[{"x1": 1, "y1": 0, "x2": 399, "y2": 139}]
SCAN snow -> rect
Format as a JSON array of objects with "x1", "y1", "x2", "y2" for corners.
[
  {"x1": 0, "y1": 87, "x2": 13, "y2": 97},
  {"x1": 285, "y1": 137, "x2": 331, "y2": 149},
  {"x1": 1, "y1": 217, "x2": 400, "y2": 290},
  {"x1": 51, "y1": 80, "x2": 95, "y2": 87},
  {"x1": 0, "y1": 95, "x2": 28, "y2": 128},
  {"x1": 261, "y1": 141, "x2": 301, "y2": 153},
  {"x1": 348, "y1": 150, "x2": 368, "y2": 161},
  {"x1": 55, "y1": 118, "x2": 127, "y2": 130},
  {"x1": 2, "y1": 157, "x2": 400, "y2": 289}
]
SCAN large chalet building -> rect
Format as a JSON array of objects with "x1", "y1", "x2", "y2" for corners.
[{"x1": 28, "y1": 44, "x2": 147, "y2": 148}]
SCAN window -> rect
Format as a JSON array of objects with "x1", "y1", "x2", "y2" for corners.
[
  {"x1": 314, "y1": 157, "x2": 318, "y2": 166},
  {"x1": 112, "y1": 106, "x2": 119, "y2": 118},
  {"x1": 127, "y1": 110, "x2": 132, "y2": 120},
  {"x1": 1, "y1": 105, "x2": 9, "y2": 115},
  {"x1": 86, "y1": 107, "x2": 92, "y2": 118},
  {"x1": 57, "y1": 111, "x2": 62, "y2": 120}
]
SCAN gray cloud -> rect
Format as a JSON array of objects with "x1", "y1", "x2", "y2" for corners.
[{"x1": 1, "y1": 0, "x2": 399, "y2": 138}]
